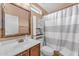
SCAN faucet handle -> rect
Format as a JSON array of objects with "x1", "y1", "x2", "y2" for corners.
[{"x1": 18, "y1": 39, "x2": 24, "y2": 43}]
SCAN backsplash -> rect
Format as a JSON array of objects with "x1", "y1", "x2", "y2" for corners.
[{"x1": 0, "y1": 35, "x2": 31, "y2": 46}]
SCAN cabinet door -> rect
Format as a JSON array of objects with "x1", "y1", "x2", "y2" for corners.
[
  {"x1": 16, "y1": 49, "x2": 29, "y2": 56},
  {"x1": 30, "y1": 44, "x2": 40, "y2": 56}
]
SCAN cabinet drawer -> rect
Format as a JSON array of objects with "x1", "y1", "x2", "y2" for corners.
[
  {"x1": 29, "y1": 44, "x2": 40, "y2": 56},
  {"x1": 22, "y1": 50, "x2": 29, "y2": 56}
]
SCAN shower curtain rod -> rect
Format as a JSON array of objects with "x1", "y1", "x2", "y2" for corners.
[{"x1": 46, "y1": 3, "x2": 78, "y2": 16}]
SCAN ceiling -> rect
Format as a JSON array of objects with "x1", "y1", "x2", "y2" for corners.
[{"x1": 38, "y1": 3, "x2": 75, "y2": 14}]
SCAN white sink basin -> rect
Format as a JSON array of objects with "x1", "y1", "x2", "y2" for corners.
[{"x1": 0, "y1": 39, "x2": 40, "y2": 56}]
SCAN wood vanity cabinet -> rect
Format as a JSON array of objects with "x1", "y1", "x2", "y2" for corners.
[
  {"x1": 16, "y1": 44, "x2": 40, "y2": 56},
  {"x1": 29, "y1": 44, "x2": 40, "y2": 56}
]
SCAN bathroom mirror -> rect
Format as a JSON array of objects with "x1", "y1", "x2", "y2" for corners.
[
  {"x1": 0, "y1": 4, "x2": 2, "y2": 37},
  {"x1": 2, "y1": 3, "x2": 30, "y2": 37},
  {"x1": 5, "y1": 14, "x2": 19, "y2": 36}
]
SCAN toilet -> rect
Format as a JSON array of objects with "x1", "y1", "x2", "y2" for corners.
[{"x1": 41, "y1": 46, "x2": 54, "y2": 56}]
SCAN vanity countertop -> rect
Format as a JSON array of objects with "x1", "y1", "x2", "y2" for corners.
[{"x1": 0, "y1": 39, "x2": 40, "y2": 56}]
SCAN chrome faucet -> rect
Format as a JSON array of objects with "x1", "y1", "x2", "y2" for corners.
[{"x1": 18, "y1": 39, "x2": 24, "y2": 43}]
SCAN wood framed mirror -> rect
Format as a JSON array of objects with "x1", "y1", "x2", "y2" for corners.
[
  {"x1": 0, "y1": 4, "x2": 2, "y2": 38},
  {"x1": 1, "y1": 3, "x2": 31, "y2": 37}
]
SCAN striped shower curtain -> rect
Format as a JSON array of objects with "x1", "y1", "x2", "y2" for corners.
[{"x1": 44, "y1": 4, "x2": 79, "y2": 56}]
